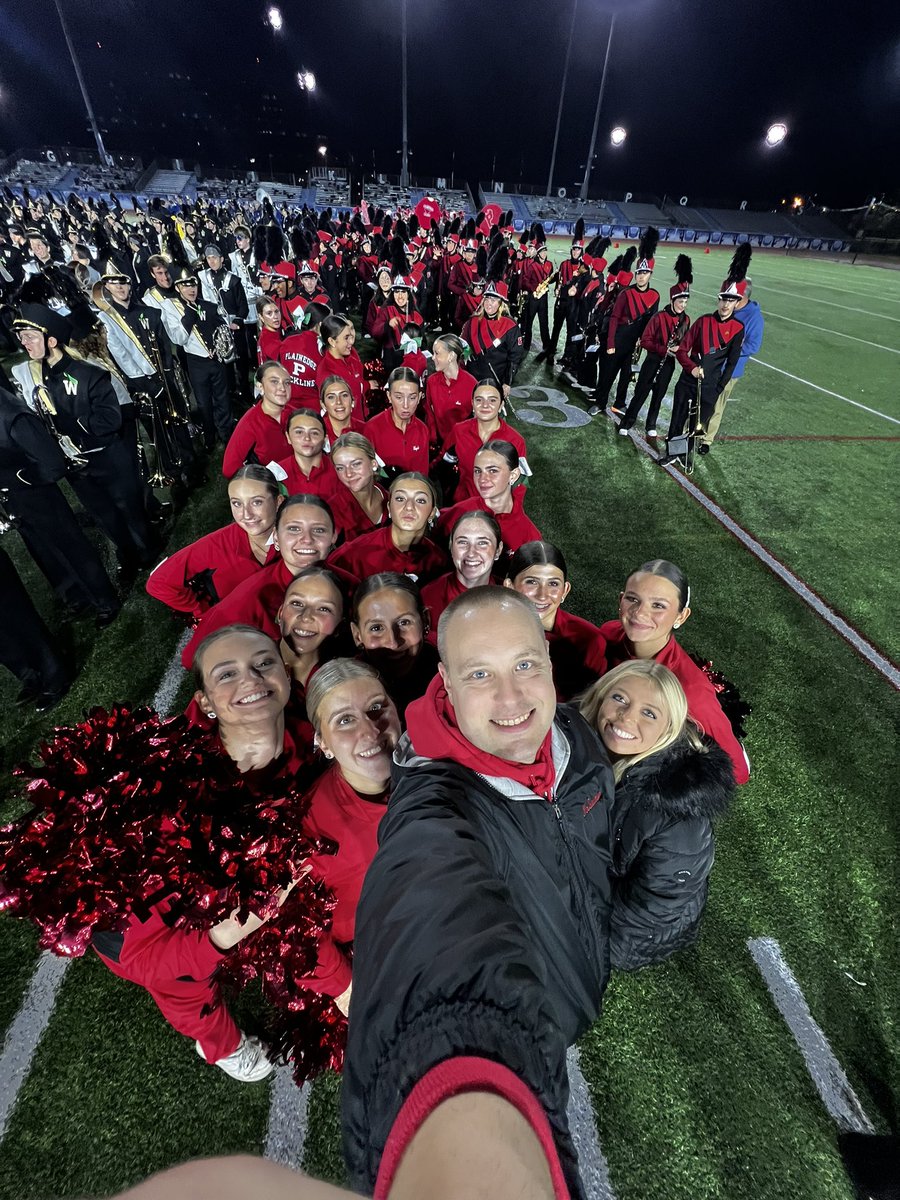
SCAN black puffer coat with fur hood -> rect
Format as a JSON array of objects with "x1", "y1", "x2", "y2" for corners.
[{"x1": 610, "y1": 735, "x2": 734, "y2": 970}]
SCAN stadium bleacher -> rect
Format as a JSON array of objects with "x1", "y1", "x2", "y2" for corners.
[
  {"x1": 0, "y1": 159, "x2": 67, "y2": 188},
  {"x1": 615, "y1": 202, "x2": 670, "y2": 226},
  {"x1": 362, "y1": 181, "x2": 472, "y2": 214},
  {"x1": 143, "y1": 168, "x2": 195, "y2": 197},
  {"x1": 314, "y1": 179, "x2": 351, "y2": 209}
]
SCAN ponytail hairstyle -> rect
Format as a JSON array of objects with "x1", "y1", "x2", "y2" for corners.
[
  {"x1": 476, "y1": 438, "x2": 519, "y2": 474},
  {"x1": 320, "y1": 312, "x2": 354, "y2": 351},
  {"x1": 228, "y1": 463, "x2": 280, "y2": 501},
  {"x1": 386, "y1": 365, "x2": 421, "y2": 392},
  {"x1": 505, "y1": 540, "x2": 567, "y2": 584},
  {"x1": 631, "y1": 559, "x2": 690, "y2": 612}
]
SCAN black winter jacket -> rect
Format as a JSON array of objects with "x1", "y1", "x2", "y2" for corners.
[
  {"x1": 341, "y1": 704, "x2": 615, "y2": 1200},
  {"x1": 609, "y1": 736, "x2": 734, "y2": 970}
]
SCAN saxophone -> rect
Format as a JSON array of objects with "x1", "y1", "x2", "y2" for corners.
[{"x1": 533, "y1": 269, "x2": 558, "y2": 301}]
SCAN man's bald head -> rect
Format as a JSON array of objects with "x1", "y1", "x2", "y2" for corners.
[{"x1": 437, "y1": 586, "x2": 546, "y2": 666}]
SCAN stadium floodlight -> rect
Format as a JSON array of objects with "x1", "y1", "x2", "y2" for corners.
[
  {"x1": 302, "y1": 71, "x2": 316, "y2": 92},
  {"x1": 318, "y1": 145, "x2": 327, "y2": 156},
  {"x1": 765, "y1": 122, "x2": 788, "y2": 147},
  {"x1": 610, "y1": 126, "x2": 627, "y2": 147},
  {"x1": 267, "y1": 6, "x2": 283, "y2": 32}
]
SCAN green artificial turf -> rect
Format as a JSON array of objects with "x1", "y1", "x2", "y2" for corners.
[{"x1": 0, "y1": 248, "x2": 897, "y2": 1200}]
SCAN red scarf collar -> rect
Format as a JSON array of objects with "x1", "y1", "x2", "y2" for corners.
[{"x1": 406, "y1": 675, "x2": 556, "y2": 800}]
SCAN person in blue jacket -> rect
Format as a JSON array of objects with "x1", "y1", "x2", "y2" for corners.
[{"x1": 699, "y1": 277, "x2": 764, "y2": 452}]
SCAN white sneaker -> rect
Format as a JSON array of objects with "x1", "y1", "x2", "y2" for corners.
[
  {"x1": 618, "y1": 427, "x2": 631, "y2": 436},
  {"x1": 646, "y1": 428, "x2": 658, "y2": 437},
  {"x1": 196, "y1": 1033, "x2": 274, "y2": 1082}
]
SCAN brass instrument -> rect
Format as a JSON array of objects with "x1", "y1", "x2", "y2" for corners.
[
  {"x1": 25, "y1": 359, "x2": 90, "y2": 469},
  {"x1": 204, "y1": 271, "x2": 237, "y2": 364},
  {"x1": 533, "y1": 269, "x2": 558, "y2": 301}
]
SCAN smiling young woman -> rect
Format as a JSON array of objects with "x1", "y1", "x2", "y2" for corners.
[
  {"x1": 330, "y1": 472, "x2": 448, "y2": 586},
  {"x1": 329, "y1": 431, "x2": 389, "y2": 541},
  {"x1": 439, "y1": 381, "x2": 528, "y2": 503},
  {"x1": 438, "y1": 441, "x2": 541, "y2": 561},
  {"x1": 600, "y1": 558, "x2": 749, "y2": 784},
  {"x1": 349, "y1": 572, "x2": 440, "y2": 713},
  {"x1": 504, "y1": 541, "x2": 606, "y2": 701},
  {"x1": 421, "y1": 510, "x2": 503, "y2": 635},
  {"x1": 147, "y1": 466, "x2": 281, "y2": 619},
  {"x1": 579, "y1": 660, "x2": 735, "y2": 970}
]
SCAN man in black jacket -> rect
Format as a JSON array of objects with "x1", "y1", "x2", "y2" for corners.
[{"x1": 342, "y1": 586, "x2": 615, "y2": 1200}]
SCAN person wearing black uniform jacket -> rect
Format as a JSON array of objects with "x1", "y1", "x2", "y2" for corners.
[
  {"x1": 11, "y1": 303, "x2": 157, "y2": 576},
  {"x1": 0, "y1": 546, "x2": 71, "y2": 712},
  {"x1": 228, "y1": 225, "x2": 262, "y2": 378},
  {"x1": 547, "y1": 219, "x2": 586, "y2": 362},
  {"x1": 171, "y1": 266, "x2": 236, "y2": 449},
  {"x1": 446, "y1": 230, "x2": 479, "y2": 328},
  {"x1": 342, "y1": 586, "x2": 615, "y2": 1199},
  {"x1": 92, "y1": 265, "x2": 198, "y2": 491},
  {"x1": 520, "y1": 231, "x2": 553, "y2": 356},
  {"x1": 578, "y1": 660, "x2": 734, "y2": 970},
  {"x1": 0, "y1": 226, "x2": 27, "y2": 295},
  {"x1": 591, "y1": 228, "x2": 660, "y2": 415},
  {"x1": 618, "y1": 255, "x2": 692, "y2": 439},
  {"x1": 199, "y1": 244, "x2": 251, "y2": 403},
  {"x1": 661, "y1": 282, "x2": 745, "y2": 466},
  {"x1": 564, "y1": 239, "x2": 610, "y2": 387},
  {"x1": 0, "y1": 383, "x2": 120, "y2": 623},
  {"x1": 461, "y1": 281, "x2": 524, "y2": 399}
]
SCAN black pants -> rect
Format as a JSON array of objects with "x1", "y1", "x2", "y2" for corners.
[
  {"x1": 668, "y1": 374, "x2": 721, "y2": 439},
  {"x1": 185, "y1": 355, "x2": 234, "y2": 447},
  {"x1": 233, "y1": 325, "x2": 256, "y2": 405},
  {"x1": 9, "y1": 482, "x2": 120, "y2": 612},
  {"x1": 69, "y1": 438, "x2": 157, "y2": 570},
  {"x1": 621, "y1": 353, "x2": 674, "y2": 431},
  {"x1": 0, "y1": 545, "x2": 70, "y2": 694},
  {"x1": 521, "y1": 294, "x2": 551, "y2": 353},
  {"x1": 550, "y1": 301, "x2": 571, "y2": 353},
  {"x1": 592, "y1": 331, "x2": 639, "y2": 409}
]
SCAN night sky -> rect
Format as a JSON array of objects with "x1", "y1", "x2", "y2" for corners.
[{"x1": 0, "y1": 0, "x2": 898, "y2": 206}]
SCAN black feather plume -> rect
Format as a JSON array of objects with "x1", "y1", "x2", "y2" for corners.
[
  {"x1": 486, "y1": 244, "x2": 510, "y2": 282},
  {"x1": 573, "y1": 217, "x2": 585, "y2": 244},
  {"x1": 389, "y1": 236, "x2": 409, "y2": 276},
  {"x1": 638, "y1": 226, "x2": 659, "y2": 263},
  {"x1": 673, "y1": 253, "x2": 693, "y2": 284},
  {"x1": 621, "y1": 245, "x2": 637, "y2": 272},
  {"x1": 476, "y1": 245, "x2": 488, "y2": 275},
  {"x1": 726, "y1": 243, "x2": 752, "y2": 283}
]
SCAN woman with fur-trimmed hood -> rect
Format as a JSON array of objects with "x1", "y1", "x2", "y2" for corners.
[{"x1": 579, "y1": 659, "x2": 734, "y2": 970}]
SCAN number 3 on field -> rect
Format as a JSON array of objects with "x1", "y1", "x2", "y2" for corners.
[{"x1": 508, "y1": 386, "x2": 592, "y2": 429}]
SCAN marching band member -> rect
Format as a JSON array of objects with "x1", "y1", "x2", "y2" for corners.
[
  {"x1": 199, "y1": 244, "x2": 250, "y2": 404},
  {"x1": 461, "y1": 282, "x2": 524, "y2": 399},
  {"x1": 172, "y1": 266, "x2": 236, "y2": 449},
  {"x1": 619, "y1": 255, "x2": 692, "y2": 439},
  {"x1": 546, "y1": 218, "x2": 586, "y2": 362},
  {"x1": 592, "y1": 228, "x2": 660, "y2": 417},
  {"x1": 12, "y1": 303, "x2": 157, "y2": 576},
  {"x1": 370, "y1": 276, "x2": 424, "y2": 371},
  {"x1": 519, "y1": 232, "x2": 553, "y2": 356},
  {"x1": 661, "y1": 281, "x2": 745, "y2": 466},
  {"x1": 700, "y1": 245, "x2": 762, "y2": 453},
  {"x1": 228, "y1": 224, "x2": 262, "y2": 373}
]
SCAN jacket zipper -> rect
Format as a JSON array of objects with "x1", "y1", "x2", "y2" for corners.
[{"x1": 551, "y1": 791, "x2": 604, "y2": 963}]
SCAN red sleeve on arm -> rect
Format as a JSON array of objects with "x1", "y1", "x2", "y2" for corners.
[
  {"x1": 222, "y1": 414, "x2": 254, "y2": 478},
  {"x1": 145, "y1": 548, "x2": 198, "y2": 616}
]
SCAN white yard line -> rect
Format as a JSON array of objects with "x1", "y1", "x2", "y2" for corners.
[
  {"x1": 748, "y1": 359, "x2": 900, "y2": 425},
  {"x1": 750, "y1": 284, "x2": 900, "y2": 324},
  {"x1": 691, "y1": 286, "x2": 900, "y2": 353},
  {"x1": 264, "y1": 1068, "x2": 312, "y2": 1167},
  {"x1": 748, "y1": 938, "x2": 874, "y2": 1134},
  {"x1": 0, "y1": 631, "x2": 191, "y2": 1147},
  {"x1": 567, "y1": 1045, "x2": 618, "y2": 1200}
]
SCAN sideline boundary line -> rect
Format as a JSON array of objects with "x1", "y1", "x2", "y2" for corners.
[
  {"x1": 748, "y1": 938, "x2": 874, "y2": 1134},
  {"x1": 720, "y1": 434, "x2": 900, "y2": 443},
  {"x1": 627, "y1": 429, "x2": 900, "y2": 689},
  {"x1": 751, "y1": 283, "x2": 900, "y2": 324},
  {"x1": 0, "y1": 630, "x2": 191, "y2": 1148}
]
